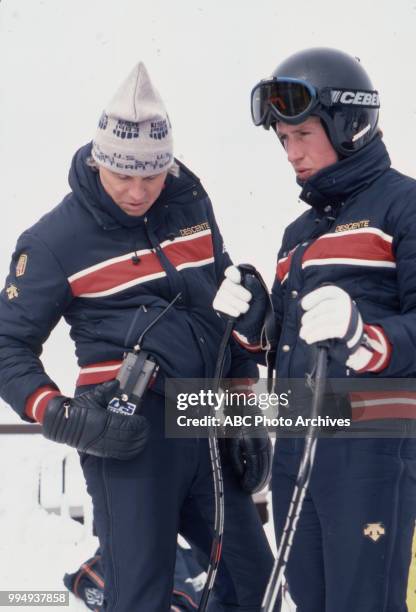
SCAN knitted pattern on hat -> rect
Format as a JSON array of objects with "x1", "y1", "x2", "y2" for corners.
[{"x1": 92, "y1": 62, "x2": 174, "y2": 176}]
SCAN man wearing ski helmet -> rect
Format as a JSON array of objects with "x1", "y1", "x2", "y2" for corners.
[
  {"x1": 214, "y1": 47, "x2": 416, "y2": 610},
  {"x1": 0, "y1": 62, "x2": 274, "y2": 610}
]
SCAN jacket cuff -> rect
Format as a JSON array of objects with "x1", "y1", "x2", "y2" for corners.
[
  {"x1": 225, "y1": 378, "x2": 258, "y2": 392},
  {"x1": 25, "y1": 386, "x2": 61, "y2": 423},
  {"x1": 232, "y1": 330, "x2": 263, "y2": 353},
  {"x1": 356, "y1": 324, "x2": 392, "y2": 373}
]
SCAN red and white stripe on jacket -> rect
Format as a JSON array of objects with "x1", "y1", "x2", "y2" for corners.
[
  {"x1": 25, "y1": 386, "x2": 60, "y2": 423},
  {"x1": 76, "y1": 360, "x2": 123, "y2": 386},
  {"x1": 276, "y1": 245, "x2": 297, "y2": 284},
  {"x1": 172, "y1": 590, "x2": 198, "y2": 610},
  {"x1": 232, "y1": 330, "x2": 263, "y2": 353},
  {"x1": 355, "y1": 324, "x2": 392, "y2": 373},
  {"x1": 350, "y1": 390, "x2": 416, "y2": 421},
  {"x1": 25, "y1": 362, "x2": 123, "y2": 422},
  {"x1": 276, "y1": 227, "x2": 395, "y2": 284},
  {"x1": 24, "y1": 358, "x2": 153, "y2": 423},
  {"x1": 68, "y1": 230, "x2": 214, "y2": 298}
]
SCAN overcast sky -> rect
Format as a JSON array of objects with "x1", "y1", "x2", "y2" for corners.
[{"x1": 1, "y1": 0, "x2": 416, "y2": 406}]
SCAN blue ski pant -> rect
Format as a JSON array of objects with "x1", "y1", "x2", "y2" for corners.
[
  {"x1": 80, "y1": 390, "x2": 274, "y2": 611},
  {"x1": 272, "y1": 437, "x2": 416, "y2": 612}
]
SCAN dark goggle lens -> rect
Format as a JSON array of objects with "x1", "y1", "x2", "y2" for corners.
[{"x1": 252, "y1": 80, "x2": 314, "y2": 125}]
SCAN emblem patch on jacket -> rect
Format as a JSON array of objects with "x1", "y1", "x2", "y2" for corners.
[
  {"x1": 6, "y1": 284, "x2": 19, "y2": 300},
  {"x1": 363, "y1": 522, "x2": 386, "y2": 542},
  {"x1": 16, "y1": 254, "x2": 28, "y2": 277},
  {"x1": 179, "y1": 222, "x2": 210, "y2": 237},
  {"x1": 335, "y1": 220, "x2": 370, "y2": 232}
]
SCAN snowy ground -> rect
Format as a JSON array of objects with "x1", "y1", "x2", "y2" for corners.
[
  {"x1": 0, "y1": 404, "x2": 294, "y2": 611},
  {"x1": 0, "y1": 427, "x2": 96, "y2": 610}
]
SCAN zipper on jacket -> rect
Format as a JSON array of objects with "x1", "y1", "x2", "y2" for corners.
[
  {"x1": 279, "y1": 208, "x2": 341, "y2": 378},
  {"x1": 142, "y1": 214, "x2": 186, "y2": 303}
]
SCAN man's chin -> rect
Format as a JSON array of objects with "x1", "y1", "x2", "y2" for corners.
[
  {"x1": 296, "y1": 171, "x2": 312, "y2": 182},
  {"x1": 121, "y1": 203, "x2": 150, "y2": 216},
  {"x1": 125, "y1": 210, "x2": 146, "y2": 217}
]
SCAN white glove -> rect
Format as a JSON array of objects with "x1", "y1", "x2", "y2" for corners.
[
  {"x1": 213, "y1": 266, "x2": 253, "y2": 318},
  {"x1": 300, "y1": 285, "x2": 363, "y2": 349},
  {"x1": 346, "y1": 345, "x2": 374, "y2": 370},
  {"x1": 300, "y1": 285, "x2": 364, "y2": 367},
  {"x1": 300, "y1": 285, "x2": 391, "y2": 372}
]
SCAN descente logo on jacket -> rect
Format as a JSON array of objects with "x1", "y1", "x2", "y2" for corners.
[
  {"x1": 335, "y1": 220, "x2": 370, "y2": 232},
  {"x1": 179, "y1": 222, "x2": 210, "y2": 237}
]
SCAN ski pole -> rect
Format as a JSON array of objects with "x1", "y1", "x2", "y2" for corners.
[
  {"x1": 197, "y1": 318, "x2": 233, "y2": 612},
  {"x1": 261, "y1": 344, "x2": 328, "y2": 612},
  {"x1": 198, "y1": 265, "x2": 259, "y2": 612}
]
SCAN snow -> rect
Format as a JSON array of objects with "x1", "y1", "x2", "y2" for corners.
[
  {"x1": 0, "y1": 427, "x2": 295, "y2": 611},
  {"x1": 0, "y1": 434, "x2": 97, "y2": 611}
]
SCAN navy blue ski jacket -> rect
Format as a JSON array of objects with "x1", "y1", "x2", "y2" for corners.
[
  {"x1": 0, "y1": 143, "x2": 256, "y2": 421},
  {"x1": 239, "y1": 135, "x2": 416, "y2": 422}
]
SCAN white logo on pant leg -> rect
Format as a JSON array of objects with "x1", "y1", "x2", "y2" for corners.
[
  {"x1": 85, "y1": 587, "x2": 104, "y2": 606},
  {"x1": 363, "y1": 522, "x2": 386, "y2": 542}
]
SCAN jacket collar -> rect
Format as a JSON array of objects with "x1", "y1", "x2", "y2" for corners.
[{"x1": 298, "y1": 135, "x2": 391, "y2": 212}]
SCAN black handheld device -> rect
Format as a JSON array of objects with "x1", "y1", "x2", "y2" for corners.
[{"x1": 107, "y1": 350, "x2": 159, "y2": 416}]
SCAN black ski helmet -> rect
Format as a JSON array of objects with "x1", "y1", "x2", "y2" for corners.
[{"x1": 251, "y1": 47, "x2": 380, "y2": 156}]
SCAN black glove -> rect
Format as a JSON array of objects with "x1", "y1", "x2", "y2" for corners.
[
  {"x1": 222, "y1": 402, "x2": 272, "y2": 494},
  {"x1": 226, "y1": 433, "x2": 272, "y2": 494},
  {"x1": 235, "y1": 273, "x2": 268, "y2": 345},
  {"x1": 42, "y1": 380, "x2": 149, "y2": 460}
]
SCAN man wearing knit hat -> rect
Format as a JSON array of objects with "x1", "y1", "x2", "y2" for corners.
[
  {"x1": 92, "y1": 61, "x2": 174, "y2": 177},
  {"x1": 0, "y1": 63, "x2": 273, "y2": 610}
]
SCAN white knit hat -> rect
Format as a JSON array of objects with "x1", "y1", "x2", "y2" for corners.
[{"x1": 92, "y1": 62, "x2": 174, "y2": 176}]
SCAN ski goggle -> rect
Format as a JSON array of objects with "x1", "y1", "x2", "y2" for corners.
[
  {"x1": 251, "y1": 77, "x2": 380, "y2": 127},
  {"x1": 251, "y1": 78, "x2": 326, "y2": 127}
]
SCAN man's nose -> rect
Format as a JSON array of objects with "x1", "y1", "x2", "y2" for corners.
[
  {"x1": 286, "y1": 140, "x2": 304, "y2": 164},
  {"x1": 129, "y1": 178, "x2": 146, "y2": 200}
]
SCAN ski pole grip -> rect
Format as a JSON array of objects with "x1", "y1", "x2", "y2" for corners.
[
  {"x1": 237, "y1": 263, "x2": 257, "y2": 285},
  {"x1": 219, "y1": 264, "x2": 256, "y2": 323},
  {"x1": 317, "y1": 340, "x2": 331, "y2": 350},
  {"x1": 231, "y1": 263, "x2": 258, "y2": 323}
]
